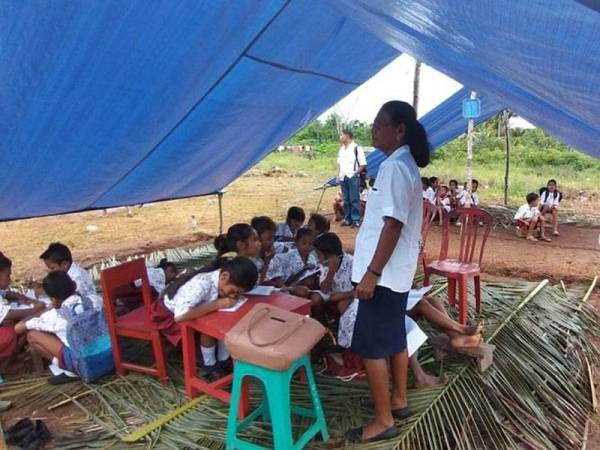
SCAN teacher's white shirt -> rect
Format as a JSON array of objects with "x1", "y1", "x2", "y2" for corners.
[{"x1": 352, "y1": 145, "x2": 422, "y2": 293}]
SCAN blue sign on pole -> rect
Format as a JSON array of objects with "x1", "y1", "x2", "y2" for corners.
[{"x1": 462, "y1": 98, "x2": 481, "y2": 119}]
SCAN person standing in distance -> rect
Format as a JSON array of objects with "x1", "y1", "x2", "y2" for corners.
[
  {"x1": 337, "y1": 130, "x2": 366, "y2": 228},
  {"x1": 346, "y1": 101, "x2": 430, "y2": 443}
]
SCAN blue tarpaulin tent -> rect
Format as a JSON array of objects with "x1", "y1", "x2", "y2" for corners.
[
  {"x1": 1, "y1": 0, "x2": 599, "y2": 220},
  {"x1": 326, "y1": 87, "x2": 504, "y2": 185}
]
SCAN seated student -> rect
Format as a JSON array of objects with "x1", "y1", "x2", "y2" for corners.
[
  {"x1": 428, "y1": 176, "x2": 439, "y2": 195},
  {"x1": 333, "y1": 192, "x2": 345, "y2": 223},
  {"x1": 147, "y1": 259, "x2": 179, "y2": 295},
  {"x1": 435, "y1": 185, "x2": 452, "y2": 225},
  {"x1": 250, "y1": 216, "x2": 279, "y2": 280},
  {"x1": 514, "y1": 192, "x2": 551, "y2": 242},
  {"x1": 150, "y1": 257, "x2": 257, "y2": 380},
  {"x1": 309, "y1": 232, "x2": 354, "y2": 322},
  {"x1": 265, "y1": 228, "x2": 318, "y2": 288},
  {"x1": 339, "y1": 287, "x2": 483, "y2": 387},
  {"x1": 539, "y1": 179, "x2": 562, "y2": 236},
  {"x1": 40, "y1": 243, "x2": 101, "y2": 309},
  {"x1": 15, "y1": 271, "x2": 86, "y2": 384},
  {"x1": 214, "y1": 223, "x2": 263, "y2": 278},
  {"x1": 307, "y1": 213, "x2": 331, "y2": 235},
  {"x1": 422, "y1": 177, "x2": 436, "y2": 206},
  {"x1": 276, "y1": 207, "x2": 306, "y2": 243},
  {"x1": 0, "y1": 254, "x2": 46, "y2": 371},
  {"x1": 458, "y1": 179, "x2": 480, "y2": 207},
  {"x1": 359, "y1": 178, "x2": 370, "y2": 218}
]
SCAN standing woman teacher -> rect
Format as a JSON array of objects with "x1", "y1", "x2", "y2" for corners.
[{"x1": 347, "y1": 101, "x2": 430, "y2": 443}]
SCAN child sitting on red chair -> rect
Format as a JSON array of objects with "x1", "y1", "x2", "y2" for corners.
[{"x1": 514, "y1": 192, "x2": 551, "y2": 242}]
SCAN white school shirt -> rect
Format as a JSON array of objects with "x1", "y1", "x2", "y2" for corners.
[
  {"x1": 25, "y1": 295, "x2": 84, "y2": 347},
  {"x1": 0, "y1": 292, "x2": 9, "y2": 324},
  {"x1": 145, "y1": 266, "x2": 167, "y2": 294},
  {"x1": 67, "y1": 263, "x2": 103, "y2": 310},
  {"x1": 163, "y1": 270, "x2": 220, "y2": 319},
  {"x1": 458, "y1": 190, "x2": 480, "y2": 207},
  {"x1": 337, "y1": 141, "x2": 366, "y2": 179},
  {"x1": 514, "y1": 204, "x2": 540, "y2": 221},
  {"x1": 352, "y1": 145, "x2": 422, "y2": 293},
  {"x1": 266, "y1": 249, "x2": 318, "y2": 282},
  {"x1": 541, "y1": 190, "x2": 561, "y2": 208},
  {"x1": 423, "y1": 187, "x2": 436, "y2": 205},
  {"x1": 439, "y1": 196, "x2": 452, "y2": 213},
  {"x1": 318, "y1": 253, "x2": 354, "y2": 294}
]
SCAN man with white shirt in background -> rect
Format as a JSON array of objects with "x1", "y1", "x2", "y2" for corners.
[{"x1": 337, "y1": 130, "x2": 367, "y2": 228}]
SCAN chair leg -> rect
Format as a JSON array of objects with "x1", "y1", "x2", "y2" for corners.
[
  {"x1": 151, "y1": 331, "x2": 169, "y2": 384},
  {"x1": 109, "y1": 329, "x2": 126, "y2": 376},
  {"x1": 302, "y1": 356, "x2": 329, "y2": 442},
  {"x1": 267, "y1": 374, "x2": 293, "y2": 449},
  {"x1": 474, "y1": 275, "x2": 482, "y2": 313},
  {"x1": 458, "y1": 277, "x2": 468, "y2": 325},
  {"x1": 423, "y1": 268, "x2": 431, "y2": 287},
  {"x1": 448, "y1": 278, "x2": 457, "y2": 307}
]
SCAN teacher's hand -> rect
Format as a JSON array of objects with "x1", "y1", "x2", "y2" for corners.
[{"x1": 356, "y1": 271, "x2": 378, "y2": 300}]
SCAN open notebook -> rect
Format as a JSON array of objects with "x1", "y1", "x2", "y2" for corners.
[{"x1": 219, "y1": 296, "x2": 248, "y2": 312}]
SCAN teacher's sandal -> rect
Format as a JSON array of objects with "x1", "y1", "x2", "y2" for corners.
[{"x1": 345, "y1": 425, "x2": 398, "y2": 443}]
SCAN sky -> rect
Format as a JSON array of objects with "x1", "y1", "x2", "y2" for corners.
[
  {"x1": 319, "y1": 54, "x2": 462, "y2": 122},
  {"x1": 320, "y1": 54, "x2": 533, "y2": 129}
]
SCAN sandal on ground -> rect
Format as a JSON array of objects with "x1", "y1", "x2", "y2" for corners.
[
  {"x1": 553, "y1": 231, "x2": 560, "y2": 236},
  {"x1": 540, "y1": 237, "x2": 552, "y2": 242},
  {"x1": 526, "y1": 236, "x2": 538, "y2": 242},
  {"x1": 48, "y1": 372, "x2": 80, "y2": 385},
  {"x1": 392, "y1": 406, "x2": 412, "y2": 420},
  {"x1": 345, "y1": 425, "x2": 398, "y2": 443}
]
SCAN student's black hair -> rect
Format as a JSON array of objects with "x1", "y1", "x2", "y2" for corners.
[
  {"x1": 526, "y1": 192, "x2": 539, "y2": 204},
  {"x1": 428, "y1": 176, "x2": 438, "y2": 184},
  {"x1": 313, "y1": 232, "x2": 343, "y2": 257},
  {"x1": 39, "y1": 242, "x2": 73, "y2": 264},
  {"x1": 472, "y1": 179, "x2": 479, "y2": 186},
  {"x1": 286, "y1": 206, "x2": 306, "y2": 223},
  {"x1": 547, "y1": 179, "x2": 557, "y2": 186},
  {"x1": 251, "y1": 216, "x2": 276, "y2": 237},
  {"x1": 342, "y1": 129, "x2": 354, "y2": 139},
  {"x1": 296, "y1": 228, "x2": 315, "y2": 242},
  {"x1": 380, "y1": 101, "x2": 430, "y2": 168},
  {"x1": 308, "y1": 213, "x2": 330, "y2": 234},
  {"x1": 43, "y1": 271, "x2": 76, "y2": 301},
  {"x1": 163, "y1": 256, "x2": 258, "y2": 299},
  {"x1": 214, "y1": 223, "x2": 255, "y2": 256},
  {"x1": 0, "y1": 253, "x2": 12, "y2": 272},
  {"x1": 157, "y1": 258, "x2": 177, "y2": 272},
  {"x1": 449, "y1": 179, "x2": 458, "y2": 186},
  {"x1": 421, "y1": 177, "x2": 430, "y2": 187}
]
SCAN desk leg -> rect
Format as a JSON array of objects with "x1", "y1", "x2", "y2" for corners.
[
  {"x1": 181, "y1": 324, "x2": 198, "y2": 398},
  {"x1": 239, "y1": 378, "x2": 250, "y2": 419}
]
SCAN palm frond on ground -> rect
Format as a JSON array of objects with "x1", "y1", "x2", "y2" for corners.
[{"x1": 2, "y1": 278, "x2": 598, "y2": 449}]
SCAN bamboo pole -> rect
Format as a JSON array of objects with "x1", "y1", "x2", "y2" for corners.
[
  {"x1": 217, "y1": 191, "x2": 224, "y2": 235},
  {"x1": 578, "y1": 276, "x2": 598, "y2": 311},
  {"x1": 465, "y1": 91, "x2": 477, "y2": 207},
  {"x1": 503, "y1": 110, "x2": 511, "y2": 206},
  {"x1": 413, "y1": 61, "x2": 422, "y2": 115}
]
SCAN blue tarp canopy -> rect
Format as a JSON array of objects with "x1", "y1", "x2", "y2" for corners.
[
  {"x1": 1, "y1": 0, "x2": 599, "y2": 220},
  {"x1": 326, "y1": 87, "x2": 504, "y2": 185}
]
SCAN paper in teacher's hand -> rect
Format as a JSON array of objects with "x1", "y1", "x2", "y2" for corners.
[
  {"x1": 406, "y1": 285, "x2": 434, "y2": 311},
  {"x1": 406, "y1": 316, "x2": 428, "y2": 357},
  {"x1": 246, "y1": 285, "x2": 276, "y2": 296}
]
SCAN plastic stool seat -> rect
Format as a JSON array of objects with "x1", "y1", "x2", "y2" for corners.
[{"x1": 226, "y1": 354, "x2": 328, "y2": 450}]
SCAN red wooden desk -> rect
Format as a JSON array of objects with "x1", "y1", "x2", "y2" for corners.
[{"x1": 180, "y1": 292, "x2": 311, "y2": 417}]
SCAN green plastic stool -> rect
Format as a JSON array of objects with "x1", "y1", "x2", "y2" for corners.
[{"x1": 226, "y1": 354, "x2": 329, "y2": 450}]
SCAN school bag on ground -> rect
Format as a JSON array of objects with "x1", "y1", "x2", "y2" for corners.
[{"x1": 61, "y1": 297, "x2": 114, "y2": 382}]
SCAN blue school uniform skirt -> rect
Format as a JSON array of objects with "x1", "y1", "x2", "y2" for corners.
[{"x1": 350, "y1": 286, "x2": 408, "y2": 359}]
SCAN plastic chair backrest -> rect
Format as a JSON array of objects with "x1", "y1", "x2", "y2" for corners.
[
  {"x1": 420, "y1": 201, "x2": 436, "y2": 254},
  {"x1": 100, "y1": 259, "x2": 154, "y2": 327},
  {"x1": 439, "y1": 208, "x2": 493, "y2": 268}
]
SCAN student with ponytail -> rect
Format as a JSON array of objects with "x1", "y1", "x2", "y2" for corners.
[
  {"x1": 213, "y1": 223, "x2": 263, "y2": 273},
  {"x1": 150, "y1": 256, "x2": 258, "y2": 380},
  {"x1": 346, "y1": 101, "x2": 430, "y2": 443}
]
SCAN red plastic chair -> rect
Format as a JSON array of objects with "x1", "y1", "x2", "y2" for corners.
[
  {"x1": 100, "y1": 259, "x2": 168, "y2": 383},
  {"x1": 420, "y1": 201, "x2": 437, "y2": 274},
  {"x1": 423, "y1": 207, "x2": 493, "y2": 324}
]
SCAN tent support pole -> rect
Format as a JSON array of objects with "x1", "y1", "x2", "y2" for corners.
[
  {"x1": 217, "y1": 191, "x2": 224, "y2": 235},
  {"x1": 413, "y1": 60, "x2": 421, "y2": 115},
  {"x1": 503, "y1": 110, "x2": 511, "y2": 206},
  {"x1": 316, "y1": 185, "x2": 327, "y2": 213},
  {"x1": 466, "y1": 91, "x2": 477, "y2": 206}
]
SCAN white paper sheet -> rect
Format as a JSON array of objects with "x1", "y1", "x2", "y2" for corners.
[
  {"x1": 219, "y1": 297, "x2": 248, "y2": 312},
  {"x1": 406, "y1": 285, "x2": 433, "y2": 311},
  {"x1": 246, "y1": 285, "x2": 276, "y2": 296}
]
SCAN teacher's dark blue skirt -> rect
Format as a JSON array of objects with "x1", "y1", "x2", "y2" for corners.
[{"x1": 351, "y1": 286, "x2": 408, "y2": 359}]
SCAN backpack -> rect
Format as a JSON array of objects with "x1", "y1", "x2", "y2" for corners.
[
  {"x1": 60, "y1": 297, "x2": 114, "y2": 382},
  {"x1": 354, "y1": 146, "x2": 367, "y2": 182}
]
